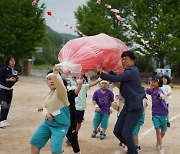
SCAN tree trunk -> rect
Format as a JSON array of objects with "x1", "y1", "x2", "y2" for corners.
[{"x1": 158, "y1": 55, "x2": 165, "y2": 68}]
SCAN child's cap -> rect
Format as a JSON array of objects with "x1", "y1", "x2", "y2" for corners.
[{"x1": 152, "y1": 75, "x2": 163, "y2": 87}]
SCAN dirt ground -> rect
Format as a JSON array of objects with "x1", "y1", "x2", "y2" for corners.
[{"x1": 0, "y1": 76, "x2": 180, "y2": 154}]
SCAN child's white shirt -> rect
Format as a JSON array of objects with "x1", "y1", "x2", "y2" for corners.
[
  {"x1": 75, "y1": 84, "x2": 90, "y2": 111},
  {"x1": 161, "y1": 85, "x2": 171, "y2": 104}
]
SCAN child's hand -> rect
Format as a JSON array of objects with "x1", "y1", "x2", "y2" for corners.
[
  {"x1": 158, "y1": 94, "x2": 165, "y2": 99},
  {"x1": 46, "y1": 113, "x2": 54, "y2": 121},
  {"x1": 111, "y1": 102, "x2": 119, "y2": 111},
  {"x1": 53, "y1": 65, "x2": 60, "y2": 74},
  {"x1": 79, "y1": 73, "x2": 84, "y2": 80},
  {"x1": 95, "y1": 107, "x2": 101, "y2": 112},
  {"x1": 38, "y1": 107, "x2": 43, "y2": 112},
  {"x1": 87, "y1": 76, "x2": 91, "y2": 81},
  {"x1": 115, "y1": 95, "x2": 120, "y2": 100},
  {"x1": 166, "y1": 92, "x2": 171, "y2": 96},
  {"x1": 109, "y1": 108, "x2": 113, "y2": 114}
]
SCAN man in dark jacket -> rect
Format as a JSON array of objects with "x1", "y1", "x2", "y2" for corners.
[{"x1": 97, "y1": 51, "x2": 145, "y2": 154}]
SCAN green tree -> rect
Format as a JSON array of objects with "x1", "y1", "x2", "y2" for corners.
[
  {"x1": 75, "y1": 0, "x2": 180, "y2": 75},
  {"x1": 75, "y1": 0, "x2": 132, "y2": 43},
  {"x1": 130, "y1": 0, "x2": 180, "y2": 70},
  {"x1": 0, "y1": 0, "x2": 45, "y2": 66}
]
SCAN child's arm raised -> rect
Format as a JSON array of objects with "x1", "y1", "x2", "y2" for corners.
[
  {"x1": 89, "y1": 78, "x2": 101, "y2": 88},
  {"x1": 51, "y1": 66, "x2": 67, "y2": 99},
  {"x1": 74, "y1": 73, "x2": 83, "y2": 95}
]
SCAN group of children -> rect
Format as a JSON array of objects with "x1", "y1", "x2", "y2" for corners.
[
  {"x1": 111, "y1": 74, "x2": 171, "y2": 154},
  {"x1": 0, "y1": 54, "x2": 172, "y2": 154},
  {"x1": 30, "y1": 65, "x2": 171, "y2": 154}
]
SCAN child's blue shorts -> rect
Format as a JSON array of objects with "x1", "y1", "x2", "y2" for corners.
[
  {"x1": 30, "y1": 122, "x2": 68, "y2": 154},
  {"x1": 152, "y1": 115, "x2": 168, "y2": 131},
  {"x1": 132, "y1": 114, "x2": 145, "y2": 136},
  {"x1": 93, "y1": 112, "x2": 110, "y2": 129}
]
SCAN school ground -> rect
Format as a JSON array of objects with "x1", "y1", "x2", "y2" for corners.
[{"x1": 0, "y1": 76, "x2": 179, "y2": 154}]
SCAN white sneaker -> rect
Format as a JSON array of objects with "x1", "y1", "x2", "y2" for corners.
[
  {"x1": 159, "y1": 148, "x2": 164, "y2": 154},
  {"x1": 4, "y1": 120, "x2": 11, "y2": 126},
  {"x1": 156, "y1": 143, "x2": 160, "y2": 150},
  {"x1": 74, "y1": 152, "x2": 81, "y2": 154},
  {"x1": 122, "y1": 144, "x2": 128, "y2": 153},
  {"x1": 0, "y1": 121, "x2": 6, "y2": 128}
]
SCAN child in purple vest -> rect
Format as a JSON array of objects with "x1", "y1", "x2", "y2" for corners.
[
  {"x1": 146, "y1": 75, "x2": 168, "y2": 154},
  {"x1": 91, "y1": 80, "x2": 114, "y2": 140}
]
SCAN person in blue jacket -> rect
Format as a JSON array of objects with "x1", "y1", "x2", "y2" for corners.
[
  {"x1": 0, "y1": 55, "x2": 19, "y2": 128},
  {"x1": 96, "y1": 51, "x2": 146, "y2": 154}
]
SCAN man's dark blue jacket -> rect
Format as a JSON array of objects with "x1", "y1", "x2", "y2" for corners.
[
  {"x1": 100, "y1": 65, "x2": 146, "y2": 111},
  {"x1": 0, "y1": 66, "x2": 18, "y2": 88}
]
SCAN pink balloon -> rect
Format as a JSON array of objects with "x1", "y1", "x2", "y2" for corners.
[{"x1": 58, "y1": 33, "x2": 128, "y2": 74}]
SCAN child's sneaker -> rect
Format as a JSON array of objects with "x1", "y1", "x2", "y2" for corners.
[
  {"x1": 100, "y1": 133, "x2": 106, "y2": 140},
  {"x1": 0, "y1": 121, "x2": 6, "y2": 128},
  {"x1": 122, "y1": 145, "x2": 128, "y2": 153},
  {"x1": 91, "y1": 131, "x2": 97, "y2": 138},
  {"x1": 4, "y1": 120, "x2": 11, "y2": 126},
  {"x1": 74, "y1": 152, "x2": 81, "y2": 154},
  {"x1": 137, "y1": 145, "x2": 141, "y2": 152},
  {"x1": 167, "y1": 121, "x2": 170, "y2": 127},
  {"x1": 159, "y1": 148, "x2": 164, "y2": 154},
  {"x1": 156, "y1": 143, "x2": 160, "y2": 150},
  {"x1": 65, "y1": 139, "x2": 71, "y2": 146}
]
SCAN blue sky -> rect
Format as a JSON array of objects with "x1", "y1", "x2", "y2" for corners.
[{"x1": 39, "y1": 0, "x2": 88, "y2": 35}]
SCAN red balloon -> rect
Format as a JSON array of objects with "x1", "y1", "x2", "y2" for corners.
[{"x1": 58, "y1": 33, "x2": 128, "y2": 75}]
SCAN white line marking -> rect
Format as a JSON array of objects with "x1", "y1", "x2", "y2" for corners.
[
  {"x1": 139, "y1": 114, "x2": 180, "y2": 138},
  {"x1": 169, "y1": 113, "x2": 180, "y2": 121}
]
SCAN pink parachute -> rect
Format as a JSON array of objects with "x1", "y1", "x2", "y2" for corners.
[{"x1": 58, "y1": 33, "x2": 128, "y2": 75}]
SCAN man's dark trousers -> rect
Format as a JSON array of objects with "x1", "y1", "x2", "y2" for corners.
[{"x1": 113, "y1": 107, "x2": 143, "y2": 154}]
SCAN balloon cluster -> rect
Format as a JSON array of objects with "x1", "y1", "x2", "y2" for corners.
[{"x1": 58, "y1": 34, "x2": 128, "y2": 75}]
